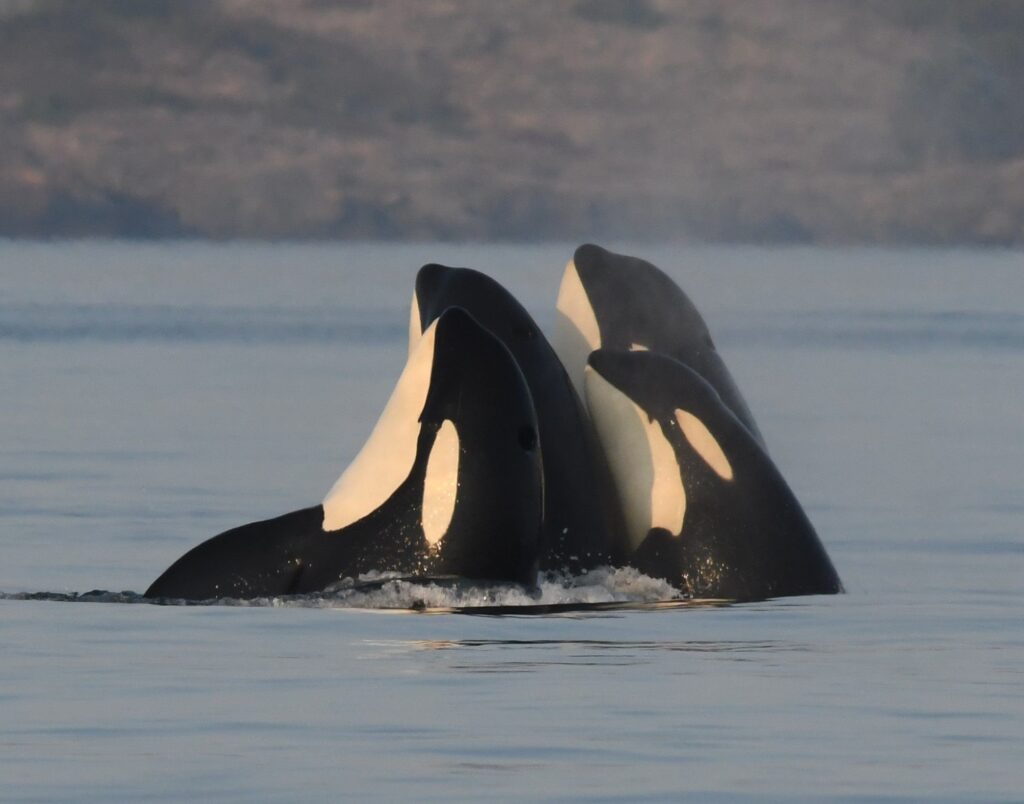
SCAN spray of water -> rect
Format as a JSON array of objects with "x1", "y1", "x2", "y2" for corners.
[{"x1": 1, "y1": 566, "x2": 725, "y2": 612}]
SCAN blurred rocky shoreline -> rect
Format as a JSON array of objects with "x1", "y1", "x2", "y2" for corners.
[{"x1": 2, "y1": 0, "x2": 1023, "y2": 243}]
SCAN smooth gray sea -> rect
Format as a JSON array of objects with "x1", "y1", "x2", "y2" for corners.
[{"x1": 1, "y1": 241, "x2": 1022, "y2": 802}]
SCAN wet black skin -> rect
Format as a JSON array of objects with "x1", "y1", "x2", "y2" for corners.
[
  {"x1": 572, "y1": 243, "x2": 766, "y2": 447},
  {"x1": 145, "y1": 308, "x2": 543, "y2": 601},
  {"x1": 414, "y1": 263, "x2": 623, "y2": 570},
  {"x1": 588, "y1": 349, "x2": 842, "y2": 601}
]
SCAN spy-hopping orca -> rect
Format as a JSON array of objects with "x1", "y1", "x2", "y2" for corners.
[
  {"x1": 145, "y1": 307, "x2": 543, "y2": 600},
  {"x1": 555, "y1": 243, "x2": 765, "y2": 446},
  {"x1": 584, "y1": 349, "x2": 842, "y2": 601},
  {"x1": 410, "y1": 263, "x2": 622, "y2": 570}
]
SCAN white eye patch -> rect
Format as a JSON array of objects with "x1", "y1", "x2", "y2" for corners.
[
  {"x1": 674, "y1": 409, "x2": 733, "y2": 481},
  {"x1": 421, "y1": 419, "x2": 460, "y2": 548}
]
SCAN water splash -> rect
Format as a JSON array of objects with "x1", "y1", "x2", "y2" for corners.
[{"x1": 0, "y1": 567, "x2": 722, "y2": 613}]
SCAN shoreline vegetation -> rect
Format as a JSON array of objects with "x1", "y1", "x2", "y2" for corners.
[{"x1": 2, "y1": 0, "x2": 1023, "y2": 244}]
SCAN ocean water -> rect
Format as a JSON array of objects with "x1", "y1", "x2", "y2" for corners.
[{"x1": 1, "y1": 241, "x2": 1022, "y2": 802}]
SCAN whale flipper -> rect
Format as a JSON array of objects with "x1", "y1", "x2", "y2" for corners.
[{"x1": 584, "y1": 349, "x2": 841, "y2": 601}]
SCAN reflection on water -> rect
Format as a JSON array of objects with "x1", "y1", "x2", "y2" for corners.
[
  {"x1": 409, "y1": 638, "x2": 809, "y2": 653},
  {"x1": 411, "y1": 637, "x2": 811, "y2": 666},
  {"x1": 721, "y1": 309, "x2": 1024, "y2": 352},
  {"x1": 355, "y1": 635, "x2": 815, "y2": 672},
  {"x1": 6, "y1": 302, "x2": 1023, "y2": 354},
  {"x1": 0, "y1": 302, "x2": 405, "y2": 344}
]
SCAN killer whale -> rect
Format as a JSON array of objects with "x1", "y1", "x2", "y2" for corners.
[
  {"x1": 145, "y1": 307, "x2": 543, "y2": 600},
  {"x1": 555, "y1": 243, "x2": 765, "y2": 446},
  {"x1": 144, "y1": 246, "x2": 841, "y2": 604},
  {"x1": 410, "y1": 263, "x2": 622, "y2": 570},
  {"x1": 584, "y1": 348, "x2": 842, "y2": 601}
]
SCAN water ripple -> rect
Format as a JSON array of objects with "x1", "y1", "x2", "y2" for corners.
[
  {"x1": 0, "y1": 568, "x2": 725, "y2": 614},
  {"x1": 722, "y1": 309, "x2": 1024, "y2": 352},
  {"x1": 0, "y1": 303, "x2": 405, "y2": 344}
]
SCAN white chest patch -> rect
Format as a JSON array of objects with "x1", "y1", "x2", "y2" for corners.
[
  {"x1": 554, "y1": 259, "x2": 602, "y2": 399},
  {"x1": 321, "y1": 320, "x2": 438, "y2": 532},
  {"x1": 674, "y1": 409, "x2": 734, "y2": 481},
  {"x1": 585, "y1": 367, "x2": 686, "y2": 553},
  {"x1": 421, "y1": 418, "x2": 460, "y2": 547}
]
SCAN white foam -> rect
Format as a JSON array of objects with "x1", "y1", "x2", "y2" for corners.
[
  {"x1": 3, "y1": 569, "x2": 689, "y2": 610},
  {"x1": 302, "y1": 566, "x2": 683, "y2": 610},
  {"x1": 149, "y1": 567, "x2": 685, "y2": 609}
]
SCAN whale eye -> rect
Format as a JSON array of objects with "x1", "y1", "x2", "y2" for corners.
[{"x1": 518, "y1": 426, "x2": 537, "y2": 451}]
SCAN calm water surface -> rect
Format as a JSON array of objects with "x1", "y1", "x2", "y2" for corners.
[{"x1": 1, "y1": 242, "x2": 1022, "y2": 801}]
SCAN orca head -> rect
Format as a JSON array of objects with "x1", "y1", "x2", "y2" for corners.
[
  {"x1": 412, "y1": 263, "x2": 621, "y2": 574},
  {"x1": 587, "y1": 349, "x2": 740, "y2": 484},
  {"x1": 561, "y1": 242, "x2": 712, "y2": 370},
  {"x1": 146, "y1": 307, "x2": 545, "y2": 601},
  {"x1": 585, "y1": 349, "x2": 841, "y2": 600},
  {"x1": 324, "y1": 306, "x2": 543, "y2": 584},
  {"x1": 555, "y1": 244, "x2": 713, "y2": 396},
  {"x1": 410, "y1": 263, "x2": 545, "y2": 358},
  {"x1": 558, "y1": 244, "x2": 765, "y2": 446},
  {"x1": 418, "y1": 306, "x2": 543, "y2": 582}
]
